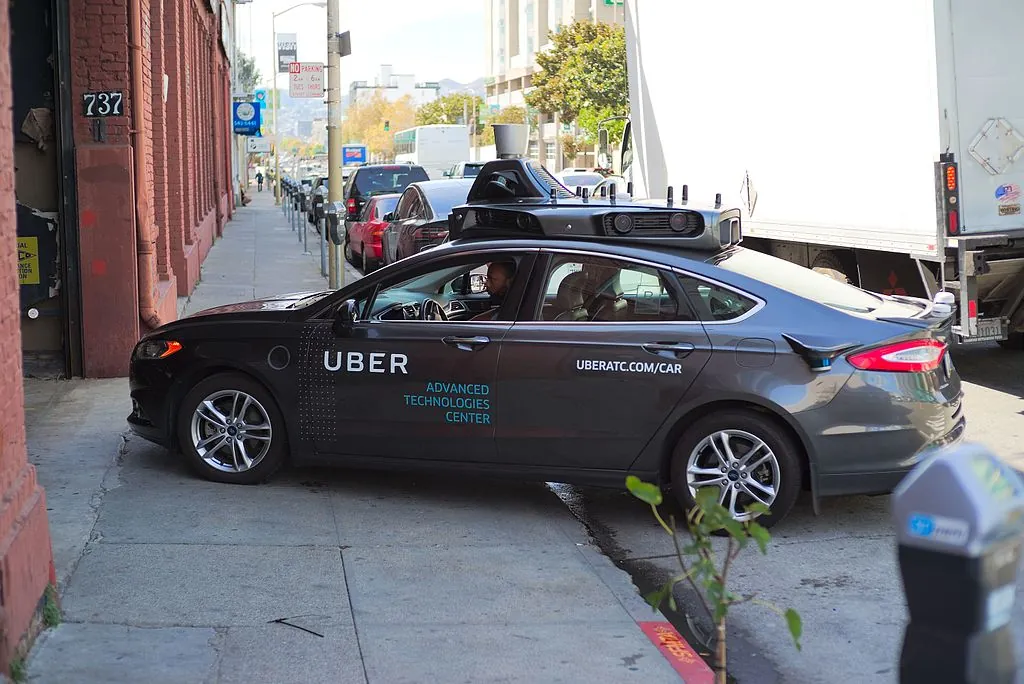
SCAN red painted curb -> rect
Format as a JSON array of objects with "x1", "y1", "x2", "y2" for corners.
[{"x1": 639, "y1": 621, "x2": 716, "y2": 683}]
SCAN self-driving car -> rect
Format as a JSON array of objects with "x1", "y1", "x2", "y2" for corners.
[{"x1": 128, "y1": 158, "x2": 964, "y2": 527}]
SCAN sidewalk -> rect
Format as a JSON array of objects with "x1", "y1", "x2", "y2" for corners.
[{"x1": 23, "y1": 190, "x2": 689, "y2": 683}]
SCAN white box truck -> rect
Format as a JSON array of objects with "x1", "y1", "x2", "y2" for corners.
[
  {"x1": 393, "y1": 124, "x2": 471, "y2": 180},
  {"x1": 614, "y1": 0, "x2": 1024, "y2": 346}
]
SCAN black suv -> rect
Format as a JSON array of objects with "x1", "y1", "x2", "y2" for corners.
[{"x1": 342, "y1": 164, "x2": 429, "y2": 238}]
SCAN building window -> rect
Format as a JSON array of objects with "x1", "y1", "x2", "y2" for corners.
[
  {"x1": 545, "y1": 142, "x2": 556, "y2": 160},
  {"x1": 528, "y1": 140, "x2": 539, "y2": 160}
]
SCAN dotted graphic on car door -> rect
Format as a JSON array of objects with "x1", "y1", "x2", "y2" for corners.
[{"x1": 297, "y1": 322, "x2": 337, "y2": 443}]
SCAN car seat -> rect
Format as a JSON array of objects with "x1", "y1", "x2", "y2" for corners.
[
  {"x1": 585, "y1": 268, "x2": 629, "y2": 321},
  {"x1": 552, "y1": 271, "x2": 590, "y2": 321}
]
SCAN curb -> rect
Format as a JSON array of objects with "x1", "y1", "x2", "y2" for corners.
[{"x1": 639, "y1": 621, "x2": 716, "y2": 683}]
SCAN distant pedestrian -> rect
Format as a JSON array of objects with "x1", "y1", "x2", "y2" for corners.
[{"x1": 255, "y1": 171, "x2": 264, "y2": 192}]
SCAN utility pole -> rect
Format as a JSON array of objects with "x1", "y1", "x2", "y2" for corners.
[{"x1": 326, "y1": 0, "x2": 343, "y2": 289}]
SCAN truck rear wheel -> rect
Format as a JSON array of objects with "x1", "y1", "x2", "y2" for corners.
[{"x1": 811, "y1": 251, "x2": 852, "y2": 284}]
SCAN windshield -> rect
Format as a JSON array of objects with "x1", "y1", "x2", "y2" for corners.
[
  {"x1": 352, "y1": 166, "x2": 429, "y2": 197},
  {"x1": 462, "y1": 164, "x2": 484, "y2": 177},
  {"x1": 561, "y1": 173, "x2": 602, "y2": 187},
  {"x1": 709, "y1": 247, "x2": 920, "y2": 316}
]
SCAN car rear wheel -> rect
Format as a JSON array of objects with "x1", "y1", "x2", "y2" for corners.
[
  {"x1": 344, "y1": 229, "x2": 355, "y2": 265},
  {"x1": 177, "y1": 373, "x2": 287, "y2": 485},
  {"x1": 361, "y1": 244, "x2": 378, "y2": 274},
  {"x1": 670, "y1": 410, "x2": 802, "y2": 528}
]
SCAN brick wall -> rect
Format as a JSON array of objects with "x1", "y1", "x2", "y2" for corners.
[
  {"x1": 70, "y1": 0, "x2": 233, "y2": 376},
  {"x1": 0, "y1": 0, "x2": 55, "y2": 670}
]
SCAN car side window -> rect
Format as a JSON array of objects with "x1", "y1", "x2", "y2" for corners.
[
  {"x1": 359, "y1": 201, "x2": 374, "y2": 222},
  {"x1": 676, "y1": 274, "x2": 758, "y2": 322},
  {"x1": 394, "y1": 191, "x2": 416, "y2": 220},
  {"x1": 536, "y1": 255, "x2": 692, "y2": 322},
  {"x1": 408, "y1": 193, "x2": 425, "y2": 219}
]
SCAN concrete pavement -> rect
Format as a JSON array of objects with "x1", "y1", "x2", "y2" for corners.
[{"x1": 23, "y1": 190, "x2": 689, "y2": 683}]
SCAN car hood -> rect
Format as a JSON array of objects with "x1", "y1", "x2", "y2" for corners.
[{"x1": 188, "y1": 291, "x2": 328, "y2": 318}]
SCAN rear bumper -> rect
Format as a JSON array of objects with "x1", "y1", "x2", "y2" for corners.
[
  {"x1": 814, "y1": 414, "x2": 966, "y2": 497},
  {"x1": 797, "y1": 366, "x2": 966, "y2": 498}
]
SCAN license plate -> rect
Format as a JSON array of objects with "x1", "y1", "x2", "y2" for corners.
[{"x1": 975, "y1": 318, "x2": 1005, "y2": 341}]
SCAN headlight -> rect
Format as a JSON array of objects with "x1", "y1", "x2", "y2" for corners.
[{"x1": 134, "y1": 340, "x2": 183, "y2": 360}]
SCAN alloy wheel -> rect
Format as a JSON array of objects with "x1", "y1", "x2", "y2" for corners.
[
  {"x1": 190, "y1": 390, "x2": 273, "y2": 473},
  {"x1": 685, "y1": 429, "x2": 780, "y2": 521}
]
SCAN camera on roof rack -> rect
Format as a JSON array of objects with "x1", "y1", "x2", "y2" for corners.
[{"x1": 446, "y1": 158, "x2": 743, "y2": 251}]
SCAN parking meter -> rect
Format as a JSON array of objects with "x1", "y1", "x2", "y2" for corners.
[
  {"x1": 314, "y1": 191, "x2": 326, "y2": 221},
  {"x1": 892, "y1": 442, "x2": 1024, "y2": 684},
  {"x1": 298, "y1": 189, "x2": 308, "y2": 215},
  {"x1": 325, "y1": 201, "x2": 344, "y2": 245}
]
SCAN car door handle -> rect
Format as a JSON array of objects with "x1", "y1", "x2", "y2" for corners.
[
  {"x1": 443, "y1": 336, "x2": 491, "y2": 351},
  {"x1": 642, "y1": 342, "x2": 695, "y2": 358}
]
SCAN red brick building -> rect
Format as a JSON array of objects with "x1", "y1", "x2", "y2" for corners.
[{"x1": 2, "y1": 0, "x2": 236, "y2": 671}]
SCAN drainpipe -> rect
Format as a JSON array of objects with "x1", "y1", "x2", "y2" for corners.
[
  {"x1": 129, "y1": 0, "x2": 163, "y2": 329},
  {"x1": 210, "y1": 35, "x2": 223, "y2": 229}
]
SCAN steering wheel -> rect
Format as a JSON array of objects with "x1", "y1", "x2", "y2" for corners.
[{"x1": 419, "y1": 298, "x2": 449, "y2": 321}]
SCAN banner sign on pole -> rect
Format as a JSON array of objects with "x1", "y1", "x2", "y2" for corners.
[
  {"x1": 277, "y1": 33, "x2": 297, "y2": 74},
  {"x1": 254, "y1": 89, "x2": 268, "y2": 110},
  {"x1": 232, "y1": 102, "x2": 261, "y2": 135},
  {"x1": 288, "y1": 62, "x2": 324, "y2": 99},
  {"x1": 246, "y1": 137, "x2": 272, "y2": 153}
]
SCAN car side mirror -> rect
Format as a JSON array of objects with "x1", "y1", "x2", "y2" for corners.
[
  {"x1": 333, "y1": 299, "x2": 360, "y2": 337},
  {"x1": 382, "y1": 212, "x2": 395, "y2": 222},
  {"x1": 469, "y1": 273, "x2": 486, "y2": 294}
]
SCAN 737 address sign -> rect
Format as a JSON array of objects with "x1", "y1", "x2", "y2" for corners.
[{"x1": 83, "y1": 91, "x2": 124, "y2": 117}]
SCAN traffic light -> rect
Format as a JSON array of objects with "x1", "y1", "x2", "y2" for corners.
[{"x1": 384, "y1": 120, "x2": 390, "y2": 131}]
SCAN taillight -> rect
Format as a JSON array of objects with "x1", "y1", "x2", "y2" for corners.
[
  {"x1": 347, "y1": 198, "x2": 357, "y2": 211},
  {"x1": 847, "y1": 339, "x2": 947, "y2": 373}
]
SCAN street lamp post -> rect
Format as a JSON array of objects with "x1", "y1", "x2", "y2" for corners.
[{"x1": 271, "y1": 1, "x2": 327, "y2": 206}]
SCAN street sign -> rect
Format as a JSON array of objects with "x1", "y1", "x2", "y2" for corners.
[
  {"x1": 246, "y1": 137, "x2": 272, "y2": 153},
  {"x1": 232, "y1": 102, "x2": 261, "y2": 135},
  {"x1": 277, "y1": 33, "x2": 297, "y2": 74},
  {"x1": 289, "y1": 62, "x2": 324, "y2": 99},
  {"x1": 342, "y1": 145, "x2": 368, "y2": 165},
  {"x1": 254, "y1": 89, "x2": 268, "y2": 110}
]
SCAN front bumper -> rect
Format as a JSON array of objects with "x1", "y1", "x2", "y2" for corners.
[{"x1": 127, "y1": 357, "x2": 177, "y2": 448}]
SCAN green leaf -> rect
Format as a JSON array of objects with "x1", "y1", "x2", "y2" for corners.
[
  {"x1": 746, "y1": 502, "x2": 772, "y2": 516},
  {"x1": 644, "y1": 583, "x2": 672, "y2": 610},
  {"x1": 748, "y1": 522, "x2": 772, "y2": 554},
  {"x1": 785, "y1": 608, "x2": 803, "y2": 650},
  {"x1": 720, "y1": 516, "x2": 746, "y2": 541},
  {"x1": 625, "y1": 476, "x2": 663, "y2": 506}
]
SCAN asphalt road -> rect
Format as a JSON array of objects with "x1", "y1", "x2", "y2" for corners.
[{"x1": 552, "y1": 342, "x2": 1024, "y2": 684}]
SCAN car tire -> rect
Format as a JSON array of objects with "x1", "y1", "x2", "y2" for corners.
[
  {"x1": 344, "y1": 229, "x2": 355, "y2": 265},
  {"x1": 811, "y1": 251, "x2": 852, "y2": 284},
  {"x1": 361, "y1": 245, "x2": 377, "y2": 274},
  {"x1": 176, "y1": 372, "x2": 288, "y2": 485},
  {"x1": 670, "y1": 410, "x2": 802, "y2": 529}
]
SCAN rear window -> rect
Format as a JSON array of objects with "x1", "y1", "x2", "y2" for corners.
[
  {"x1": 710, "y1": 248, "x2": 902, "y2": 315},
  {"x1": 463, "y1": 164, "x2": 484, "y2": 177},
  {"x1": 351, "y1": 167, "x2": 429, "y2": 198},
  {"x1": 374, "y1": 196, "x2": 400, "y2": 216},
  {"x1": 561, "y1": 173, "x2": 602, "y2": 187}
]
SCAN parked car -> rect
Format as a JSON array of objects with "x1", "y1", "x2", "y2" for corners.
[
  {"x1": 556, "y1": 170, "x2": 604, "y2": 194},
  {"x1": 306, "y1": 176, "x2": 328, "y2": 225},
  {"x1": 590, "y1": 175, "x2": 628, "y2": 198},
  {"x1": 345, "y1": 193, "x2": 401, "y2": 274},
  {"x1": 380, "y1": 179, "x2": 475, "y2": 266},
  {"x1": 342, "y1": 164, "x2": 430, "y2": 238},
  {"x1": 443, "y1": 161, "x2": 487, "y2": 179}
]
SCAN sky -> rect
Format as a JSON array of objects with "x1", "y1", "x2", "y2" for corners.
[{"x1": 235, "y1": 0, "x2": 487, "y2": 90}]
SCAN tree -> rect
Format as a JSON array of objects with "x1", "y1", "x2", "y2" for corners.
[
  {"x1": 526, "y1": 20, "x2": 628, "y2": 145},
  {"x1": 342, "y1": 92, "x2": 417, "y2": 160},
  {"x1": 478, "y1": 106, "x2": 528, "y2": 146},
  {"x1": 416, "y1": 93, "x2": 484, "y2": 127},
  {"x1": 236, "y1": 52, "x2": 261, "y2": 96}
]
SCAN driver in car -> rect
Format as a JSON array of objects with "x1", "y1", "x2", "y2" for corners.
[{"x1": 470, "y1": 260, "x2": 516, "y2": 321}]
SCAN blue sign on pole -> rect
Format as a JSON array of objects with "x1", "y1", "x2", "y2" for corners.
[
  {"x1": 232, "y1": 102, "x2": 261, "y2": 135},
  {"x1": 342, "y1": 145, "x2": 368, "y2": 165},
  {"x1": 254, "y1": 89, "x2": 268, "y2": 110}
]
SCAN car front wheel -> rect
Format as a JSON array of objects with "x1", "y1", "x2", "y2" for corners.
[
  {"x1": 670, "y1": 410, "x2": 801, "y2": 528},
  {"x1": 176, "y1": 372, "x2": 287, "y2": 484}
]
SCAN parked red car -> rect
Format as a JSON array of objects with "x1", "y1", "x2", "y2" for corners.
[{"x1": 345, "y1": 193, "x2": 401, "y2": 273}]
